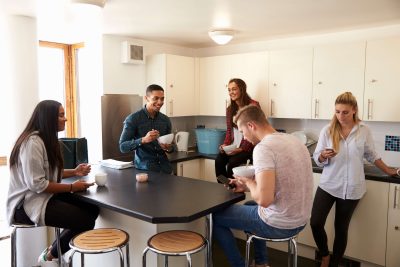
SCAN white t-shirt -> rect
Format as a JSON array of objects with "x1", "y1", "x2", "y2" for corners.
[{"x1": 254, "y1": 132, "x2": 314, "y2": 229}]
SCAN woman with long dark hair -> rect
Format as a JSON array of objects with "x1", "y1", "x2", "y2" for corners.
[
  {"x1": 311, "y1": 92, "x2": 398, "y2": 267},
  {"x1": 215, "y1": 78, "x2": 260, "y2": 179},
  {"x1": 7, "y1": 100, "x2": 99, "y2": 266}
]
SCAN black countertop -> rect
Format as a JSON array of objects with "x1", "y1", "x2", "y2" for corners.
[
  {"x1": 66, "y1": 166, "x2": 245, "y2": 223},
  {"x1": 168, "y1": 150, "x2": 400, "y2": 184}
]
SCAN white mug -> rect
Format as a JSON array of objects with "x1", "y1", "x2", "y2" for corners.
[{"x1": 95, "y1": 172, "x2": 107, "y2": 186}]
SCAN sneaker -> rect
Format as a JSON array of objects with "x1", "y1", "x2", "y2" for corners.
[{"x1": 37, "y1": 247, "x2": 59, "y2": 267}]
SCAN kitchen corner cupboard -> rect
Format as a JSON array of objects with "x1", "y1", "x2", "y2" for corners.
[
  {"x1": 146, "y1": 54, "x2": 196, "y2": 117},
  {"x1": 312, "y1": 42, "x2": 366, "y2": 120},
  {"x1": 386, "y1": 183, "x2": 400, "y2": 267},
  {"x1": 364, "y1": 37, "x2": 400, "y2": 122},
  {"x1": 268, "y1": 47, "x2": 313, "y2": 119}
]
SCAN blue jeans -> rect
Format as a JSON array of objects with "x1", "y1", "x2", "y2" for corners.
[{"x1": 213, "y1": 204, "x2": 305, "y2": 267}]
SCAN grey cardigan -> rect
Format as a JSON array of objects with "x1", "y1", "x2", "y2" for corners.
[{"x1": 7, "y1": 132, "x2": 58, "y2": 225}]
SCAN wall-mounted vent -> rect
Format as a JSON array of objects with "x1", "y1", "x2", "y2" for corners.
[{"x1": 121, "y1": 41, "x2": 145, "y2": 64}]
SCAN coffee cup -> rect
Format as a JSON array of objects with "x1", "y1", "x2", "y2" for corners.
[{"x1": 95, "y1": 172, "x2": 107, "y2": 186}]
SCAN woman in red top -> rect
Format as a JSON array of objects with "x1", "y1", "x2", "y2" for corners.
[{"x1": 215, "y1": 78, "x2": 260, "y2": 180}]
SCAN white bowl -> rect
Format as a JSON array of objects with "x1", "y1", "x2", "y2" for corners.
[
  {"x1": 95, "y1": 172, "x2": 107, "y2": 186},
  {"x1": 232, "y1": 165, "x2": 255, "y2": 178},
  {"x1": 158, "y1": 133, "x2": 174, "y2": 144},
  {"x1": 136, "y1": 173, "x2": 149, "y2": 183},
  {"x1": 223, "y1": 144, "x2": 237, "y2": 154}
]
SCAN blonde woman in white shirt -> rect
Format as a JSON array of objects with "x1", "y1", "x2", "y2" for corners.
[{"x1": 311, "y1": 92, "x2": 398, "y2": 267}]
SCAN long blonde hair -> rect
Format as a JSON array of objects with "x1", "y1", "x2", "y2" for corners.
[{"x1": 329, "y1": 92, "x2": 360, "y2": 152}]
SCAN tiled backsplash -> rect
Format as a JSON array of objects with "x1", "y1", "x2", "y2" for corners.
[{"x1": 385, "y1": 135, "x2": 400, "y2": 152}]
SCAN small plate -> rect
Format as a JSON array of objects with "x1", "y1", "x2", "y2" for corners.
[{"x1": 291, "y1": 131, "x2": 307, "y2": 145}]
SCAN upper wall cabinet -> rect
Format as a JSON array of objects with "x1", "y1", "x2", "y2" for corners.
[
  {"x1": 146, "y1": 54, "x2": 196, "y2": 117},
  {"x1": 268, "y1": 48, "x2": 313, "y2": 119},
  {"x1": 230, "y1": 52, "x2": 269, "y2": 113},
  {"x1": 312, "y1": 42, "x2": 366, "y2": 120},
  {"x1": 199, "y1": 55, "x2": 231, "y2": 116},
  {"x1": 364, "y1": 37, "x2": 400, "y2": 122},
  {"x1": 199, "y1": 52, "x2": 269, "y2": 116}
]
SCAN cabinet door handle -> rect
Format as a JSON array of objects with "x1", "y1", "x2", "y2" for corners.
[
  {"x1": 180, "y1": 163, "x2": 183, "y2": 176},
  {"x1": 394, "y1": 186, "x2": 399, "y2": 209},
  {"x1": 367, "y1": 99, "x2": 372, "y2": 120},
  {"x1": 371, "y1": 79, "x2": 377, "y2": 83},
  {"x1": 169, "y1": 100, "x2": 173, "y2": 116},
  {"x1": 314, "y1": 99, "x2": 319, "y2": 119},
  {"x1": 270, "y1": 100, "x2": 274, "y2": 117}
]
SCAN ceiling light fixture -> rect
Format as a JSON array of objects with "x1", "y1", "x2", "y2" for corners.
[
  {"x1": 71, "y1": 0, "x2": 106, "y2": 8},
  {"x1": 208, "y1": 30, "x2": 235, "y2": 45}
]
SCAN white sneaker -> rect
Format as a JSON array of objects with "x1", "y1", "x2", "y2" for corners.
[{"x1": 37, "y1": 247, "x2": 59, "y2": 267}]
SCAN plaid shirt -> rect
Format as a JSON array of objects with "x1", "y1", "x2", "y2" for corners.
[{"x1": 223, "y1": 99, "x2": 260, "y2": 152}]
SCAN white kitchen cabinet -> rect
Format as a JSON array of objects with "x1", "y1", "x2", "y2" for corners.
[
  {"x1": 364, "y1": 37, "x2": 400, "y2": 122},
  {"x1": 268, "y1": 47, "x2": 313, "y2": 118},
  {"x1": 386, "y1": 183, "x2": 400, "y2": 267},
  {"x1": 199, "y1": 56, "x2": 231, "y2": 116},
  {"x1": 146, "y1": 54, "x2": 196, "y2": 116},
  {"x1": 199, "y1": 52, "x2": 269, "y2": 116},
  {"x1": 297, "y1": 173, "x2": 334, "y2": 250},
  {"x1": 229, "y1": 52, "x2": 269, "y2": 113},
  {"x1": 201, "y1": 158, "x2": 217, "y2": 183},
  {"x1": 345, "y1": 180, "x2": 389, "y2": 266},
  {"x1": 312, "y1": 42, "x2": 366, "y2": 119},
  {"x1": 176, "y1": 159, "x2": 202, "y2": 179}
]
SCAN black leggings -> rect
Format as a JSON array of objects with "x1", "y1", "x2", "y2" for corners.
[
  {"x1": 214, "y1": 151, "x2": 252, "y2": 179},
  {"x1": 310, "y1": 187, "x2": 359, "y2": 267},
  {"x1": 44, "y1": 193, "x2": 99, "y2": 257},
  {"x1": 14, "y1": 193, "x2": 99, "y2": 258}
]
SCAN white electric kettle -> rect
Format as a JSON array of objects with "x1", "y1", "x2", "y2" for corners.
[{"x1": 175, "y1": 131, "x2": 189, "y2": 152}]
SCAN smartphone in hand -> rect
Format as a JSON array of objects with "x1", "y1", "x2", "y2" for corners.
[{"x1": 217, "y1": 175, "x2": 236, "y2": 189}]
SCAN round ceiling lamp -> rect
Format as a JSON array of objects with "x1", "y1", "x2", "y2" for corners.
[
  {"x1": 71, "y1": 0, "x2": 106, "y2": 8},
  {"x1": 208, "y1": 30, "x2": 235, "y2": 45}
]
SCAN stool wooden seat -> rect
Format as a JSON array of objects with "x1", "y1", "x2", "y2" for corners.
[
  {"x1": 68, "y1": 228, "x2": 130, "y2": 267},
  {"x1": 142, "y1": 230, "x2": 209, "y2": 267}
]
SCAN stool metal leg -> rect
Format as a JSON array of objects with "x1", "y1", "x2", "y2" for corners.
[
  {"x1": 142, "y1": 247, "x2": 149, "y2": 267},
  {"x1": 11, "y1": 227, "x2": 17, "y2": 267},
  {"x1": 55, "y1": 227, "x2": 63, "y2": 267},
  {"x1": 164, "y1": 255, "x2": 168, "y2": 267},
  {"x1": 291, "y1": 238, "x2": 298, "y2": 267},
  {"x1": 185, "y1": 253, "x2": 192, "y2": 267},
  {"x1": 81, "y1": 252, "x2": 85, "y2": 267},
  {"x1": 68, "y1": 250, "x2": 76, "y2": 267},
  {"x1": 117, "y1": 247, "x2": 125, "y2": 267},
  {"x1": 125, "y1": 243, "x2": 130, "y2": 267},
  {"x1": 245, "y1": 235, "x2": 254, "y2": 267}
]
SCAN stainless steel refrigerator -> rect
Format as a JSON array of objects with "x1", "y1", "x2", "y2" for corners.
[{"x1": 101, "y1": 94, "x2": 143, "y2": 161}]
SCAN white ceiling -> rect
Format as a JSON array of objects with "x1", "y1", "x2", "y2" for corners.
[{"x1": 2, "y1": 0, "x2": 400, "y2": 48}]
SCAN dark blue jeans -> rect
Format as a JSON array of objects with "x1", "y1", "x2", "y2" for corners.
[{"x1": 213, "y1": 204, "x2": 305, "y2": 267}]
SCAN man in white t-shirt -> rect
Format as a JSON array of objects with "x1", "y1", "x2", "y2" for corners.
[{"x1": 212, "y1": 105, "x2": 313, "y2": 267}]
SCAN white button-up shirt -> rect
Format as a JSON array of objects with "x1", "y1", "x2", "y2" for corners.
[{"x1": 313, "y1": 123, "x2": 380, "y2": 200}]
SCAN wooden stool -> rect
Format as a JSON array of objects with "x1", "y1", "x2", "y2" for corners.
[
  {"x1": 142, "y1": 230, "x2": 209, "y2": 267},
  {"x1": 11, "y1": 224, "x2": 63, "y2": 267},
  {"x1": 245, "y1": 233, "x2": 299, "y2": 267},
  {"x1": 68, "y1": 228, "x2": 130, "y2": 267}
]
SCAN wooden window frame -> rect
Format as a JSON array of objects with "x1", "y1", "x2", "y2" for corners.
[{"x1": 39, "y1": 41, "x2": 84, "y2": 137}]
